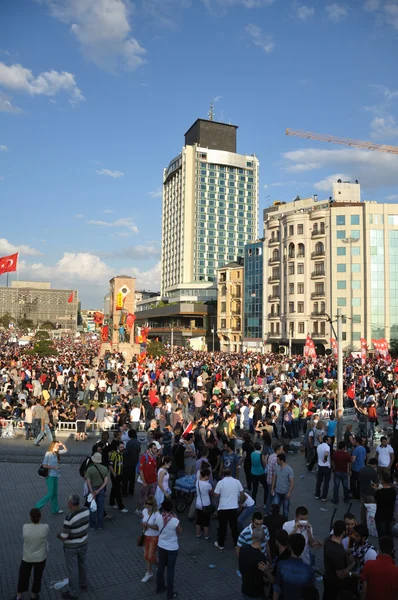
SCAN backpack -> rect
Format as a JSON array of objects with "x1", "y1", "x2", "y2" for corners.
[{"x1": 79, "y1": 456, "x2": 92, "y2": 478}]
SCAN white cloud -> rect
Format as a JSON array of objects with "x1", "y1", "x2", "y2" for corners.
[
  {"x1": 370, "y1": 116, "x2": 398, "y2": 139},
  {"x1": 313, "y1": 173, "x2": 351, "y2": 192},
  {"x1": 0, "y1": 62, "x2": 84, "y2": 105},
  {"x1": 363, "y1": 0, "x2": 380, "y2": 11},
  {"x1": 386, "y1": 194, "x2": 398, "y2": 200},
  {"x1": 246, "y1": 24, "x2": 275, "y2": 53},
  {"x1": 326, "y1": 3, "x2": 348, "y2": 22},
  {"x1": 75, "y1": 213, "x2": 85, "y2": 218},
  {"x1": 102, "y1": 209, "x2": 115, "y2": 213},
  {"x1": 0, "y1": 91, "x2": 21, "y2": 113},
  {"x1": 271, "y1": 180, "x2": 298, "y2": 186},
  {"x1": 385, "y1": 2, "x2": 398, "y2": 30},
  {"x1": 214, "y1": 95, "x2": 222, "y2": 102},
  {"x1": 27, "y1": 252, "x2": 113, "y2": 284},
  {"x1": 38, "y1": 0, "x2": 146, "y2": 71},
  {"x1": 131, "y1": 261, "x2": 161, "y2": 291},
  {"x1": 296, "y1": 5, "x2": 315, "y2": 21},
  {"x1": 96, "y1": 168, "x2": 124, "y2": 178},
  {"x1": 282, "y1": 146, "x2": 398, "y2": 189},
  {"x1": 149, "y1": 187, "x2": 162, "y2": 198},
  {"x1": 0, "y1": 145, "x2": 8, "y2": 151},
  {"x1": 263, "y1": 184, "x2": 269, "y2": 189},
  {"x1": 88, "y1": 217, "x2": 139, "y2": 234},
  {"x1": 0, "y1": 238, "x2": 42, "y2": 256},
  {"x1": 284, "y1": 161, "x2": 321, "y2": 173}
]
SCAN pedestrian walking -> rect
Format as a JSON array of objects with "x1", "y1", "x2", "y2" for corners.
[
  {"x1": 57, "y1": 494, "x2": 90, "y2": 600},
  {"x1": 214, "y1": 468, "x2": 245, "y2": 550},
  {"x1": 270, "y1": 453, "x2": 294, "y2": 519},
  {"x1": 155, "y1": 498, "x2": 182, "y2": 599},
  {"x1": 16, "y1": 508, "x2": 49, "y2": 600},
  {"x1": 123, "y1": 428, "x2": 141, "y2": 496},
  {"x1": 85, "y1": 453, "x2": 109, "y2": 530},
  {"x1": 109, "y1": 441, "x2": 128, "y2": 513},
  {"x1": 33, "y1": 400, "x2": 53, "y2": 446},
  {"x1": 35, "y1": 441, "x2": 67, "y2": 515},
  {"x1": 331, "y1": 441, "x2": 351, "y2": 504},
  {"x1": 315, "y1": 435, "x2": 332, "y2": 501},
  {"x1": 140, "y1": 495, "x2": 160, "y2": 583}
]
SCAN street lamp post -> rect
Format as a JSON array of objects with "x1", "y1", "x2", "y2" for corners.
[{"x1": 211, "y1": 327, "x2": 215, "y2": 352}]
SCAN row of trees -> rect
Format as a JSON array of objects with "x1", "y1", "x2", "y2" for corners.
[{"x1": 0, "y1": 313, "x2": 56, "y2": 331}]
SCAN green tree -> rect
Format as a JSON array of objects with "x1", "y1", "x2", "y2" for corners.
[
  {"x1": 147, "y1": 340, "x2": 167, "y2": 357},
  {"x1": 18, "y1": 318, "x2": 34, "y2": 332},
  {"x1": 40, "y1": 321, "x2": 56, "y2": 330},
  {"x1": 35, "y1": 330, "x2": 50, "y2": 341},
  {"x1": 0, "y1": 312, "x2": 14, "y2": 328},
  {"x1": 27, "y1": 338, "x2": 58, "y2": 356}
]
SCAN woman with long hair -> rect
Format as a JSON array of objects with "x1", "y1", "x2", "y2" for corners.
[
  {"x1": 155, "y1": 498, "x2": 182, "y2": 599},
  {"x1": 140, "y1": 495, "x2": 160, "y2": 583},
  {"x1": 155, "y1": 456, "x2": 172, "y2": 508},
  {"x1": 16, "y1": 508, "x2": 49, "y2": 600},
  {"x1": 35, "y1": 441, "x2": 67, "y2": 514},
  {"x1": 195, "y1": 468, "x2": 212, "y2": 540}
]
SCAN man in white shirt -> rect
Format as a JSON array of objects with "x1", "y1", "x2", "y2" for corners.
[
  {"x1": 283, "y1": 506, "x2": 320, "y2": 566},
  {"x1": 213, "y1": 468, "x2": 245, "y2": 550},
  {"x1": 315, "y1": 435, "x2": 332, "y2": 501},
  {"x1": 375, "y1": 436, "x2": 395, "y2": 476}
]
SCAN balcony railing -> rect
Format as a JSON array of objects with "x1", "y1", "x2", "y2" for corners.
[
  {"x1": 268, "y1": 257, "x2": 280, "y2": 265},
  {"x1": 268, "y1": 275, "x2": 280, "y2": 283},
  {"x1": 311, "y1": 311, "x2": 326, "y2": 317},
  {"x1": 268, "y1": 313, "x2": 280, "y2": 319},
  {"x1": 268, "y1": 294, "x2": 280, "y2": 302},
  {"x1": 311, "y1": 291, "x2": 325, "y2": 299},
  {"x1": 311, "y1": 250, "x2": 325, "y2": 259},
  {"x1": 312, "y1": 331, "x2": 326, "y2": 338},
  {"x1": 311, "y1": 229, "x2": 325, "y2": 238},
  {"x1": 311, "y1": 270, "x2": 325, "y2": 278},
  {"x1": 268, "y1": 237, "x2": 280, "y2": 246}
]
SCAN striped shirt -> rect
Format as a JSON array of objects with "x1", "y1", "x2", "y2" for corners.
[
  {"x1": 237, "y1": 523, "x2": 270, "y2": 554},
  {"x1": 266, "y1": 453, "x2": 278, "y2": 486},
  {"x1": 109, "y1": 450, "x2": 124, "y2": 476},
  {"x1": 60, "y1": 507, "x2": 90, "y2": 548}
]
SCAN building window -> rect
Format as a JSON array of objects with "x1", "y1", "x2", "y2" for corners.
[
  {"x1": 288, "y1": 262, "x2": 295, "y2": 275},
  {"x1": 342, "y1": 332, "x2": 347, "y2": 341},
  {"x1": 352, "y1": 247, "x2": 360, "y2": 256},
  {"x1": 351, "y1": 215, "x2": 360, "y2": 225},
  {"x1": 221, "y1": 319, "x2": 226, "y2": 329},
  {"x1": 352, "y1": 298, "x2": 361, "y2": 306},
  {"x1": 337, "y1": 264, "x2": 346, "y2": 272},
  {"x1": 337, "y1": 230, "x2": 346, "y2": 239},
  {"x1": 352, "y1": 281, "x2": 361, "y2": 289},
  {"x1": 297, "y1": 224, "x2": 303, "y2": 235},
  {"x1": 351, "y1": 230, "x2": 360, "y2": 239},
  {"x1": 337, "y1": 297, "x2": 346, "y2": 307},
  {"x1": 298, "y1": 283, "x2": 304, "y2": 294},
  {"x1": 288, "y1": 243, "x2": 295, "y2": 258},
  {"x1": 270, "y1": 323, "x2": 274, "y2": 334},
  {"x1": 298, "y1": 322, "x2": 305, "y2": 334},
  {"x1": 337, "y1": 281, "x2": 346, "y2": 289},
  {"x1": 352, "y1": 315, "x2": 361, "y2": 323},
  {"x1": 289, "y1": 225, "x2": 294, "y2": 236},
  {"x1": 336, "y1": 215, "x2": 345, "y2": 225},
  {"x1": 315, "y1": 262, "x2": 324, "y2": 274},
  {"x1": 315, "y1": 242, "x2": 324, "y2": 255},
  {"x1": 352, "y1": 264, "x2": 360, "y2": 272},
  {"x1": 289, "y1": 302, "x2": 294, "y2": 313},
  {"x1": 298, "y1": 301, "x2": 304, "y2": 313},
  {"x1": 298, "y1": 263, "x2": 304, "y2": 274},
  {"x1": 337, "y1": 247, "x2": 346, "y2": 256},
  {"x1": 297, "y1": 243, "x2": 305, "y2": 258},
  {"x1": 289, "y1": 283, "x2": 294, "y2": 294},
  {"x1": 221, "y1": 302, "x2": 226, "y2": 312},
  {"x1": 284, "y1": 226, "x2": 287, "y2": 238},
  {"x1": 388, "y1": 215, "x2": 398, "y2": 225}
]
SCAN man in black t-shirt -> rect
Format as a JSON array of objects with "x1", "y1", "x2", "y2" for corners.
[
  {"x1": 374, "y1": 472, "x2": 397, "y2": 538},
  {"x1": 239, "y1": 527, "x2": 268, "y2": 599}
]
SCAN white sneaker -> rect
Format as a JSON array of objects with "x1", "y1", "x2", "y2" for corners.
[
  {"x1": 121, "y1": 508, "x2": 129, "y2": 513},
  {"x1": 214, "y1": 541, "x2": 224, "y2": 550},
  {"x1": 141, "y1": 572, "x2": 153, "y2": 583}
]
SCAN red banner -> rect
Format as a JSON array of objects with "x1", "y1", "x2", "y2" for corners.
[
  {"x1": 330, "y1": 338, "x2": 338, "y2": 359},
  {"x1": 372, "y1": 338, "x2": 390, "y2": 362},
  {"x1": 126, "y1": 313, "x2": 136, "y2": 329},
  {"x1": 101, "y1": 325, "x2": 108, "y2": 341},
  {"x1": 304, "y1": 334, "x2": 316, "y2": 362},
  {"x1": 67, "y1": 292, "x2": 74, "y2": 303},
  {"x1": 347, "y1": 383, "x2": 356, "y2": 399},
  {"x1": 360, "y1": 338, "x2": 367, "y2": 365}
]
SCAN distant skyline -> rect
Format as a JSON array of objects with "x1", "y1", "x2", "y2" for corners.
[{"x1": 1, "y1": 0, "x2": 398, "y2": 307}]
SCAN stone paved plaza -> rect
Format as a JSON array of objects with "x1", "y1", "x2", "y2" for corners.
[{"x1": 0, "y1": 432, "x2": 393, "y2": 600}]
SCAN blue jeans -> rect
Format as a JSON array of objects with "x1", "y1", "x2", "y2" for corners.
[
  {"x1": 238, "y1": 504, "x2": 256, "y2": 532},
  {"x1": 156, "y1": 547, "x2": 178, "y2": 599},
  {"x1": 333, "y1": 472, "x2": 349, "y2": 503},
  {"x1": 35, "y1": 423, "x2": 53, "y2": 445},
  {"x1": 89, "y1": 488, "x2": 105, "y2": 529},
  {"x1": 368, "y1": 421, "x2": 375, "y2": 438},
  {"x1": 24, "y1": 422, "x2": 31, "y2": 440},
  {"x1": 273, "y1": 492, "x2": 290, "y2": 519}
]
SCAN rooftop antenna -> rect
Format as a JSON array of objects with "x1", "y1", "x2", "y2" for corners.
[{"x1": 208, "y1": 102, "x2": 214, "y2": 121}]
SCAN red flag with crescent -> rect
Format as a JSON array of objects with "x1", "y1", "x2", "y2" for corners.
[{"x1": 0, "y1": 252, "x2": 18, "y2": 275}]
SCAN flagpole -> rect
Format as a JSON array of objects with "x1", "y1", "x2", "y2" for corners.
[{"x1": 16, "y1": 255, "x2": 19, "y2": 328}]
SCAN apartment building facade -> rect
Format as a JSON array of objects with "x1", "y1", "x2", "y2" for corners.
[{"x1": 216, "y1": 258, "x2": 244, "y2": 352}]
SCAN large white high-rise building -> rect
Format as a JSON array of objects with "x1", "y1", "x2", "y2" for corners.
[
  {"x1": 161, "y1": 118, "x2": 259, "y2": 300},
  {"x1": 262, "y1": 180, "x2": 398, "y2": 353}
]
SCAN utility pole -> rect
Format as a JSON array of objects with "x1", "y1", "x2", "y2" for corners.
[
  {"x1": 211, "y1": 326, "x2": 215, "y2": 352},
  {"x1": 337, "y1": 308, "x2": 343, "y2": 414},
  {"x1": 171, "y1": 326, "x2": 173, "y2": 349},
  {"x1": 288, "y1": 331, "x2": 292, "y2": 358}
]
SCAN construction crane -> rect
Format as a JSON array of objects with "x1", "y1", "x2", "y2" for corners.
[{"x1": 285, "y1": 128, "x2": 398, "y2": 155}]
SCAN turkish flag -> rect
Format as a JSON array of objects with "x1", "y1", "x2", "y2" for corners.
[
  {"x1": 0, "y1": 252, "x2": 18, "y2": 275},
  {"x1": 182, "y1": 421, "x2": 193, "y2": 439},
  {"x1": 67, "y1": 292, "x2": 74, "y2": 303},
  {"x1": 346, "y1": 383, "x2": 356, "y2": 399}
]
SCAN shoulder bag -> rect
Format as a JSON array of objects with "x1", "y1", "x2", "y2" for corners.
[{"x1": 197, "y1": 480, "x2": 215, "y2": 515}]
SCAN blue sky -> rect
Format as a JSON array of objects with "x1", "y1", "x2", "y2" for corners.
[{"x1": 1, "y1": 0, "x2": 398, "y2": 307}]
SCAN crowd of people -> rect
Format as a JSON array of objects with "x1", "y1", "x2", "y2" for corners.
[{"x1": 1, "y1": 336, "x2": 398, "y2": 600}]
